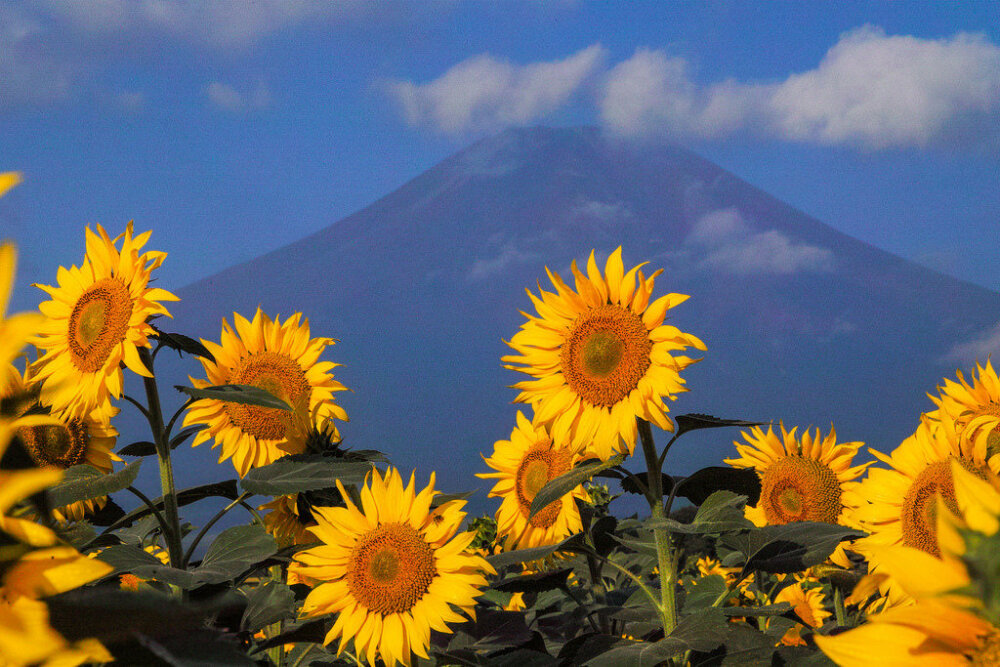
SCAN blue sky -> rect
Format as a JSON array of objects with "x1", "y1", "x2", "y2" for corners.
[{"x1": 2, "y1": 0, "x2": 1000, "y2": 312}]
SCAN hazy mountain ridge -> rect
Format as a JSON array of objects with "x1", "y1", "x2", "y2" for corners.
[{"x1": 165, "y1": 126, "x2": 1000, "y2": 504}]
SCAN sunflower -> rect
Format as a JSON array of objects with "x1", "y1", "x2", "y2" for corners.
[
  {"x1": 478, "y1": 411, "x2": 587, "y2": 550},
  {"x1": 289, "y1": 468, "x2": 493, "y2": 667},
  {"x1": 4, "y1": 366, "x2": 120, "y2": 522},
  {"x1": 928, "y1": 360, "x2": 1000, "y2": 466},
  {"x1": 0, "y1": 243, "x2": 44, "y2": 393},
  {"x1": 260, "y1": 494, "x2": 317, "y2": 548},
  {"x1": 773, "y1": 582, "x2": 831, "y2": 647},
  {"x1": 183, "y1": 308, "x2": 349, "y2": 476},
  {"x1": 0, "y1": 596, "x2": 113, "y2": 667},
  {"x1": 725, "y1": 423, "x2": 868, "y2": 528},
  {"x1": 852, "y1": 416, "x2": 999, "y2": 560},
  {"x1": 816, "y1": 461, "x2": 1000, "y2": 665},
  {"x1": 0, "y1": 422, "x2": 62, "y2": 548},
  {"x1": 503, "y1": 247, "x2": 705, "y2": 459},
  {"x1": 0, "y1": 172, "x2": 22, "y2": 198},
  {"x1": 31, "y1": 222, "x2": 177, "y2": 417}
]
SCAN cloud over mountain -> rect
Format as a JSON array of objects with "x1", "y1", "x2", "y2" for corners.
[{"x1": 387, "y1": 45, "x2": 607, "y2": 135}]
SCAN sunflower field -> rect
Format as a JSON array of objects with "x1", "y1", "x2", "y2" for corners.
[{"x1": 4, "y1": 171, "x2": 1000, "y2": 666}]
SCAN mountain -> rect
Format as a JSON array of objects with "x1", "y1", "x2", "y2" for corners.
[{"x1": 161, "y1": 126, "x2": 1000, "y2": 510}]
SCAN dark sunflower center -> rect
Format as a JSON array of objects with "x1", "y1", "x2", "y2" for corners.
[
  {"x1": 223, "y1": 351, "x2": 311, "y2": 441},
  {"x1": 560, "y1": 305, "x2": 652, "y2": 408},
  {"x1": 971, "y1": 632, "x2": 1000, "y2": 666},
  {"x1": 18, "y1": 419, "x2": 89, "y2": 468},
  {"x1": 515, "y1": 445, "x2": 573, "y2": 529},
  {"x1": 760, "y1": 457, "x2": 842, "y2": 525},
  {"x1": 68, "y1": 278, "x2": 133, "y2": 373},
  {"x1": 347, "y1": 523, "x2": 436, "y2": 615},
  {"x1": 900, "y1": 457, "x2": 987, "y2": 557}
]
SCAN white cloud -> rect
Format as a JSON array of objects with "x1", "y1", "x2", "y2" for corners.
[
  {"x1": 570, "y1": 199, "x2": 632, "y2": 221},
  {"x1": 388, "y1": 44, "x2": 606, "y2": 135},
  {"x1": 600, "y1": 27, "x2": 1000, "y2": 148},
  {"x1": 687, "y1": 208, "x2": 835, "y2": 275},
  {"x1": 205, "y1": 81, "x2": 271, "y2": 112},
  {"x1": 0, "y1": 5, "x2": 75, "y2": 108},
  {"x1": 40, "y1": 0, "x2": 367, "y2": 50},
  {"x1": 943, "y1": 322, "x2": 1000, "y2": 364},
  {"x1": 467, "y1": 245, "x2": 540, "y2": 282}
]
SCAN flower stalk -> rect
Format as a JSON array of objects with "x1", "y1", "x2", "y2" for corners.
[
  {"x1": 138, "y1": 345, "x2": 183, "y2": 569},
  {"x1": 638, "y1": 418, "x2": 677, "y2": 635}
]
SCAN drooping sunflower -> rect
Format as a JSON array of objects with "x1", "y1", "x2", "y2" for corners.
[
  {"x1": 724, "y1": 423, "x2": 868, "y2": 528},
  {"x1": 260, "y1": 494, "x2": 317, "y2": 548},
  {"x1": 927, "y1": 360, "x2": 1000, "y2": 467},
  {"x1": 851, "y1": 416, "x2": 999, "y2": 560},
  {"x1": 289, "y1": 468, "x2": 493, "y2": 667},
  {"x1": 816, "y1": 461, "x2": 1000, "y2": 665},
  {"x1": 503, "y1": 247, "x2": 705, "y2": 459},
  {"x1": 31, "y1": 222, "x2": 177, "y2": 417},
  {"x1": 478, "y1": 411, "x2": 587, "y2": 550},
  {"x1": 0, "y1": 243, "x2": 44, "y2": 393},
  {"x1": 3, "y1": 365, "x2": 120, "y2": 522},
  {"x1": 0, "y1": 421, "x2": 62, "y2": 548},
  {"x1": 183, "y1": 308, "x2": 349, "y2": 476}
]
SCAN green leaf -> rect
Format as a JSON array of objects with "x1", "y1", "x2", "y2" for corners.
[
  {"x1": 719, "y1": 602, "x2": 792, "y2": 617},
  {"x1": 151, "y1": 327, "x2": 215, "y2": 362},
  {"x1": 655, "y1": 490, "x2": 753, "y2": 535},
  {"x1": 169, "y1": 426, "x2": 203, "y2": 450},
  {"x1": 585, "y1": 638, "x2": 688, "y2": 666},
  {"x1": 47, "y1": 461, "x2": 141, "y2": 508},
  {"x1": 175, "y1": 384, "x2": 292, "y2": 410},
  {"x1": 529, "y1": 455, "x2": 625, "y2": 521},
  {"x1": 194, "y1": 524, "x2": 277, "y2": 584},
  {"x1": 432, "y1": 490, "x2": 476, "y2": 507},
  {"x1": 681, "y1": 574, "x2": 727, "y2": 614},
  {"x1": 240, "y1": 455, "x2": 374, "y2": 496},
  {"x1": 252, "y1": 619, "x2": 329, "y2": 652},
  {"x1": 107, "y1": 480, "x2": 240, "y2": 531},
  {"x1": 486, "y1": 534, "x2": 585, "y2": 570},
  {"x1": 241, "y1": 581, "x2": 297, "y2": 632},
  {"x1": 720, "y1": 522, "x2": 865, "y2": 575},
  {"x1": 118, "y1": 441, "x2": 157, "y2": 457},
  {"x1": 675, "y1": 467, "x2": 762, "y2": 507},
  {"x1": 494, "y1": 568, "x2": 573, "y2": 594},
  {"x1": 674, "y1": 414, "x2": 766, "y2": 438}
]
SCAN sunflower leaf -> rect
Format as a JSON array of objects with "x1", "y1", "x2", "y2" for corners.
[
  {"x1": 486, "y1": 533, "x2": 586, "y2": 570},
  {"x1": 193, "y1": 524, "x2": 278, "y2": 585},
  {"x1": 528, "y1": 455, "x2": 625, "y2": 521},
  {"x1": 675, "y1": 467, "x2": 762, "y2": 506},
  {"x1": 169, "y1": 426, "x2": 203, "y2": 450},
  {"x1": 241, "y1": 581, "x2": 297, "y2": 633},
  {"x1": 240, "y1": 455, "x2": 375, "y2": 496},
  {"x1": 174, "y1": 384, "x2": 292, "y2": 411},
  {"x1": 652, "y1": 490, "x2": 753, "y2": 535},
  {"x1": 151, "y1": 327, "x2": 215, "y2": 362},
  {"x1": 47, "y1": 461, "x2": 141, "y2": 509},
  {"x1": 720, "y1": 522, "x2": 866, "y2": 575},
  {"x1": 103, "y1": 480, "x2": 240, "y2": 532},
  {"x1": 674, "y1": 414, "x2": 767, "y2": 438},
  {"x1": 493, "y1": 568, "x2": 573, "y2": 594},
  {"x1": 118, "y1": 441, "x2": 157, "y2": 457}
]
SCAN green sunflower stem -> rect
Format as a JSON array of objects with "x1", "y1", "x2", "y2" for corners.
[
  {"x1": 638, "y1": 418, "x2": 677, "y2": 636},
  {"x1": 138, "y1": 345, "x2": 184, "y2": 570}
]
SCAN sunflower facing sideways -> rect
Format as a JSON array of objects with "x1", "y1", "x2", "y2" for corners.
[
  {"x1": 817, "y1": 460, "x2": 1000, "y2": 665},
  {"x1": 183, "y1": 308, "x2": 349, "y2": 476},
  {"x1": 927, "y1": 360, "x2": 1000, "y2": 467},
  {"x1": 31, "y1": 222, "x2": 178, "y2": 417},
  {"x1": 851, "y1": 415, "x2": 999, "y2": 561},
  {"x1": 725, "y1": 423, "x2": 868, "y2": 529},
  {"x1": 503, "y1": 247, "x2": 705, "y2": 459},
  {"x1": 479, "y1": 410, "x2": 587, "y2": 550},
  {"x1": 289, "y1": 468, "x2": 493, "y2": 667}
]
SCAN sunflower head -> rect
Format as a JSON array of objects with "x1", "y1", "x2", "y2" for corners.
[
  {"x1": 183, "y1": 308, "x2": 349, "y2": 476},
  {"x1": 289, "y1": 467, "x2": 493, "y2": 667},
  {"x1": 479, "y1": 411, "x2": 588, "y2": 550},
  {"x1": 725, "y1": 423, "x2": 867, "y2": 527},
  {"x1": 503, "y1": 247, "x2": 705, "y2": 459},
  {"x1": 31, "y1": 222, "x2": 178, "y2": 417},
  {"x1": 0, "y1": 243, "x2": 45, "y2": 394},
  {"x1": 853, "y1": 417, "x2": 999, "y2": 560},
  {"x1": 928, "y1": 360, "x2": 1000, "y2": 465}
]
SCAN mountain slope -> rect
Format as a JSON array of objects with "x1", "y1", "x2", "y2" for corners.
[{"x1": 165, "y1": 126, "x2": 1000, "y2": 504}]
